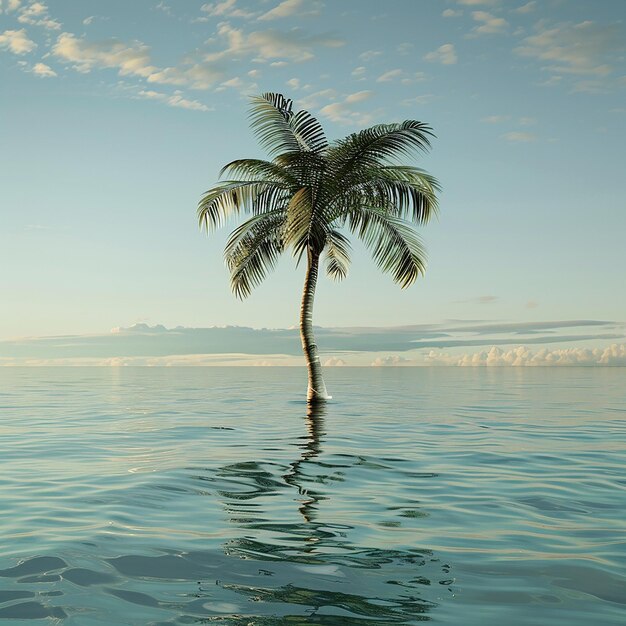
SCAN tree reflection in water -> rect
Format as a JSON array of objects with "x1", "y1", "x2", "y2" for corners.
[{"x1": 197, "y1": 403, "x2": 451, "y2": 625}]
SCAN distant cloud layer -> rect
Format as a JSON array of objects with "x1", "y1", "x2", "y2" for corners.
[
  {"x1": 1, "y1": 320, "x2": 623, "y2": 366},
  {"x1": 425, "y1": 344, "x2": 626, "y2": 367}
]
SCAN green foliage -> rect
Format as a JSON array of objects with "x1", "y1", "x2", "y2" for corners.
[{"x1": 198, "y1": 92, "x2": 439, "y2": 298}]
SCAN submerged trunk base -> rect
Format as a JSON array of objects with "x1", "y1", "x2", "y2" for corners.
[
  {"x1": 301, "y1": 252, "x2": 331, "y2": 403},
  {"x1": 307, "y1": 384, "x2": 332, "y2": 403}
]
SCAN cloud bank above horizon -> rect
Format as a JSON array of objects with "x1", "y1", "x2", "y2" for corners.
[{"x1": 1, "y1": 319, "x2": 624, "y2": 366}]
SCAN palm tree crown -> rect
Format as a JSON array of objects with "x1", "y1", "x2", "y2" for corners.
[{"x1": 198, "y1": 92, "x2": 440, "y2": 402}]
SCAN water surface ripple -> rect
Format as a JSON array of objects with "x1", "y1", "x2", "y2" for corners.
[{"x1": 0, "y1": 367, "x2": 625, "y2": 624}]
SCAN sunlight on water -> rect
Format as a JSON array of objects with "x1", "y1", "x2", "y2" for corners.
[{"x1": 0, "y1": 367, "x2": 625, "y2": 625}]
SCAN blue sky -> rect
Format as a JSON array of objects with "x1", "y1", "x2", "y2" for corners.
[{"x1": 1, "y1": 0, "x2": 625, "y2": 363}]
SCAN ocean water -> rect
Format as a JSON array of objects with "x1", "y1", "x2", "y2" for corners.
[{"x1": 0, "y1": 366, "x2": 625, "y2": 625}]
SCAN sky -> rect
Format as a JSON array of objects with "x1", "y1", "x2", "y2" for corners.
[{"x1": 1, "y1": 0, "x2": 625, "y2": 365}]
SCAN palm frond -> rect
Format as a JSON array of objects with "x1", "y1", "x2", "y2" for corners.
[
  {"x1": 220, "y1": 158, "x2": 297, "y2": 186},
  {"x1": 198, "y1": 180, "x2": 287, "y2": 231},
  {"x1": 283, "y1": 187, "x2": 315, "y2": 254},
  {"x1": 324, "y1": 230, "x2": 351, "y2": 281},
  {"x1": 338, "y1": 165, "x2": 440, "y2": 224},
  {"x1": 289, "y1": 108, "x2": 328, "y2": 153},
  {"x1": 328, "y1": 121, "x2": 435, "y2": 173},
  {"x1": 348, "y1": 207, "x2": 427, "y2": 288},
  {"x1": 249, "y1": 93, "x2": 329, "y2": 157},
  {"x1": 225, "y1": 212, "x2": 285, "y2": 299}
]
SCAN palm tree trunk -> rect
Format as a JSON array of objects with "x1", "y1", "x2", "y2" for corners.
[{"x1": 300, "y1": 250, "x2": 331, "y2": 402}]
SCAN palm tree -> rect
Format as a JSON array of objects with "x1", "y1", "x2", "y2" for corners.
[{"x1": 198, "y1": 93, "x2": 439, "y2": 403}]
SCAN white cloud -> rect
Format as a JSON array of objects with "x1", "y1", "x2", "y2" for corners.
[
  {"x1": 482, "y1": 114, "x2": 510, "y2": 123},
  {"x1": 376, "y1": 69, "x2": 425, "y2": 85},
  {"x1": 371, "y1": 356, "x2": 412, "y2": 366},
  {"x1": 0, "y1": 0, "x2": 22, "y2": 12},
  {"x1": 319, "y1": 101, "x2": 374, "y2": 126},
  {"x1": 147, "y1": 63, "x2": 222, "y2": 90},
  {"x1": 297, "y1": 88, "x2": 337, "y2": 110},
  {"x1": 286, "y1": 77, "x2": 300, "y2": 90},
  {"x1": 351, "y1": 65, "x2": 366, "y2": 79},
  {"x1": 401, "y1": 94, "x2": 434, "y2": 106},
  {"x1": 424, "y1": 344, "x2": 626, "y2": 366},
  {"x1": 376, "y1": 68, "x2": 402, "y2": 82},
  {"x1": 402, "y1": 71, "x2": 426, "y2": 85},
  {"x1": 0, "y1": 28, "x2": 36, "y2": 54},
  {"x1": 53, "y1": 32, "x2": 156, "y2": 77},
  {"x1": 200, "y1": 0, "x2": 254, "y2": 18},
  {"x1": 17, "y1": 1, "x2": 60, "y2": 30},
  {"x1": 442, "y1": 9, "x2": 462, "y2": 18},
  {"x1": 137, "y1": 89, "x2": 211, "y2": 111},
  {"x1": 146, "y1": 25, "x2": 343, "y2": 91},
  {"x1": 218, "y1": 76, "x2": 245, "y2": 90},
  {"x1": 515, "y1": 21, "x2": 619, "y2": 78},
  {"x1": 324, "y1": 357, "x2": 347, "y2": 366},
  {"x1": 211, "y1": 23, "x2": 344, "y2": 63},
  {"x1": 31, "y1": 61, "x2": 56, "y2": 76},
  {"x1": 345, "y1": 90, "x2": 373, "y2": 103},
  {"x1": 514, "y1": 1, "x2": 536, "y2": 14},
  {"x1": 424, "y1": 43, "x2": 457, "y2": 65},
  {"x1": 359, "y1": 49, "x2": 382, "y2": 62},
  {"x1": 501, "y1": 131, "x2": 536, "y2": 142},
  {"x1": 155, "y1": 1, "x2": 173, "y2": 16},
  {"x1": 457, "y1": 0, "x2": 499, "y2": 5},
  {"x1": 201, "y1": 0, "x2": 235, "y2": 15},
  {"x1": 52, "y1": 22, "x2": 344, "y2": 95},
  {"x1": 258, "y1": 0, "x2": 309, "y2": 21},
  {"x1": 471, "y1": 11, "x2": 508, "y2": 35}
]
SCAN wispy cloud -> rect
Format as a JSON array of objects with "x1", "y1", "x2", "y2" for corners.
[
  {"x1": 137, "y1": 89, "x2": 211, "y2": 111},
  {"x1": 457, "y1": 295, "x2": 499, "y2": 304},
  {"x1": 50, "y1": 22, "x2": 343, "y2": 95},
  {"x1": 457, "y1": 0, "x2": 498, "y2": 5},
  {"x1": 319, "y1": 98, "x2": 374, "y2": 126},
  {"x1": 199, "y1": 0, "x2": 254, "y2": 18},
  {"x1": 344, "y1": 90, "x2": 373, "y2": 103},
  {"x1": 195, "y1": 23, "x2": 344, "y2": 68},
  {"x1": 424, "y1": 43, "x2": 457, "y2": 65},
  {"x1": 17, "y1": 1, "x2": 60, "y2": 30},
  {"x1": 501, "y1": 131, "x2": 536, "y2": 142},
  {"x1": 470, "y1": 11, "x2": 508, "y2": 35},
  {"x1": 482, "y1": 114, "x2": 510, "y2": 123},
  {"x1": 371, "y1": 355, "x2": 412, "y2": 367},
  {"x1": 425, "y1": 344, "x2": 626, "y2": 366},
  {"x1": 0, "y1": 0, "x2": 23, "y2": 13},
  {"x1": 155, "y1": 2, "x2": 173, "y2": 16},
  {"x1": 401, "y1": 94, "x2": 434, "y2": 106},
  {"x1": 376, "y1": 69, "x2": 425, "y2": 84},
  {"x1": 1, "y1": 320, "x2": 621, "y2": 365},
  {"x1": 52, "y1": 32, "x2": 156, "y2": 77},
  {"x1": 258, "y1": 0, "x2": 320, "y2": 21},
  {"x1": 296, "y1": 89, "x2": 374, "y2": 125},
  {"x1": 359, "y1": 49, "x2": 382, "y2": 62},
  {"x1": 376, "y1": 68, "x2": 402, "y2": 82},
  {"x1": 515, "y1": 20, "x2": 623, "y2": 90},
  {"x1": 514, "y1": 1, "x2": 536, "y2": 14}
]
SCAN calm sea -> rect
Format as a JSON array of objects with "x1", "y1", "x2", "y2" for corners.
[{"x1": 0, "y1": 367, "x2": 624, "y2": 625}]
